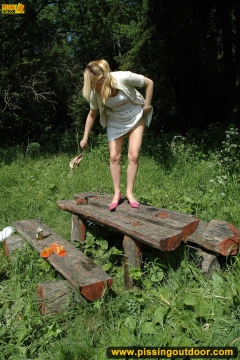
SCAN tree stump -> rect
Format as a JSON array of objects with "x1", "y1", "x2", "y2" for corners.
[
  {"x1": 36, "y1": 280, "x2": 72, "y2": 315},
  {"x1": 4, "y1": 236, "x2": 26, "y2": 258}
]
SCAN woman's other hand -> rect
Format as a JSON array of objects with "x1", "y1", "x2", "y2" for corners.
[
  {"x1": 80, "y1": 138, "x2": 88, "y2": 150},
  {"x1": 143, "y1": 77, "x2": 154, "y2": 112}
]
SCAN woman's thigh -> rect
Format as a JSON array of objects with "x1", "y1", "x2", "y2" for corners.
[
  {"x1": 108, "y1": 135, "x2": 125, "y2": 160},
  {"x1": 128, "y1": 117, "x2": 145, "y2": 157}
]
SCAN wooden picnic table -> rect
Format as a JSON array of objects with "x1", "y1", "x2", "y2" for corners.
[{"x1": 57, "y1": 192, "x2": 200, "y2": 288}]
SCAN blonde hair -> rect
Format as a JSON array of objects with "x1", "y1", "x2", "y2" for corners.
[{"x1": 82, "y1": 59, "x2": 116, "y2": 104}]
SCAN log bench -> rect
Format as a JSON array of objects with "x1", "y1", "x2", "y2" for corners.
[
  {"x1": 57, "y1": 192, "x2": 200, "y2": 288},
  {"x1": 12, "y1": 219, "x2": 113, "y2": 306}
]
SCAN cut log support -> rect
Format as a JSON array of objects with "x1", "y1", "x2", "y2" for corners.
[
  {"x1": 199, "y1": 251, "x2": 220, "y2": 278},
  {"x1": 13, "y1": 219, "x2": 113, "y2": 301},
  {"x1": 186, "y1": 220, "x2": 240, "y2": 256},
  {"x1": 71, "y1": 214, "x2": 87, "y2": 243},
  {"x1": 123, "y1": 235, "x2": 142, "y2": 289},
  {"x1": 4, "y1": 235, "x2": 26, "y2": 257},
  {"x1": 36, "y1": 280, "x2": 71, "y2": 315}
]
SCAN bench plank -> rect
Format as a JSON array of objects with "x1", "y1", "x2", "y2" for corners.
[
  {"x1": 85, "y1": 195, "x2": 199, "y2": 240},
  {"x1": 76, "y1": 194, "x2": 239, "y2": 256},
  {"x1": 57, "y1": 200, "x2": 185, "y2": 251},
  {"x1": 13, "y1": 219, "x2": 113, "y2": 301}
]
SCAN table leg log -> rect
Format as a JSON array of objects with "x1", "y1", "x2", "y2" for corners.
[
  {"x1": 36, "y1": 280, "x2": 72, "y2": 315},
  {"x1": 71, "y1": 214, "x2": 87, "y2": 243},
  {"x1": 199, "y1": 250, "x2": 220, "y2": 278},
  {"x1": 123, "y1": 235, "x2": 142, "y2": 289}
]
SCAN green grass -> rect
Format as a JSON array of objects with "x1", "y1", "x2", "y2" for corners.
[{"x1": 0, "y1": 125, "x2": 240, "y2": 359}]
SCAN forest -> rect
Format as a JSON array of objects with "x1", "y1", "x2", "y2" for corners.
[{"x1": 1, "y1": 0, "x2": 239, "y2": 150}]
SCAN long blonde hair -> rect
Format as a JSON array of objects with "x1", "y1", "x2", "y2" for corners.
[{"x1": 82, "y1": 59, "x2": 116, "y2": 104}]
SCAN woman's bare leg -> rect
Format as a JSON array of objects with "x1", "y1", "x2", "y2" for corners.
[
  {"x1": 126, "y1": 117, "x2": 145, "y2": 203},
  {"x1": 108, "y1": 135, "x2": 125, "y2": 203}
]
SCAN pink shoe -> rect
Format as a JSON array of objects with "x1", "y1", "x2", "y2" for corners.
[
  {"x1": 128, "y1": 201, "x2": 140, "y2": 208},
  {"x1": 109, "y1": 193, "x2": 122, "y2": 211},
  {"x1": 126, "y1": 194, "x2": 140, "y2": 208}
]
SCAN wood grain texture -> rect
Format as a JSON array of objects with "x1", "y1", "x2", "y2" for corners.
[
  {"x1": 87, "y1": 195, "x2": 199, "y2": 240},
  {"x1": 36, "y1": 280, "x2": 71, "y2": 315},
  {"x1": 57, "y1": 199, "x2": 186, "y2": 251},
  {"x1": 71, "y1": 214, "x2": 87, "y2": 243},
  {"x1": 13, "y1": 219, "x2": 113, "y2": 301},
  {"x1": 202, "y1": 219, "x2": 240, "y2": 255},
  {"x1": 4, "y1": 235, "x2": 26, "y2": 257},
  {"x1": 123, "y1": 236, "x2": 142, "y2": 289}
]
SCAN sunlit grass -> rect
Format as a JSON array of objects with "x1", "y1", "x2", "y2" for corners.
[{"x1": 0, "y1": 125, "x2": 240, "y2": 359}]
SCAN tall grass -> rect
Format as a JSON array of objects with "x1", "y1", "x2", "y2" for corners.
[{"x1": 0, "y1": 124, "x2": 240, "y2": 359}]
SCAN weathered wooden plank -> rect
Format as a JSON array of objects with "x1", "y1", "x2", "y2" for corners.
[
  {"x1": 123, "y1": 236, "x2": 142, "y2": 289},
  {"x1": 13, "y1": 219, "x2": 113, "y2": 301},
  {"x1": 81, "y1": 195, "x2": 199, "y2": 240},
  {"x1": 202, "y1": 219, "x2": 240, "y2": 256},
  {"x1": 36, "y1": 280, "x2": 71, "y2": 315},
  {"x1": 57, "y1": 200, "x2": 183, "y2": 251}
]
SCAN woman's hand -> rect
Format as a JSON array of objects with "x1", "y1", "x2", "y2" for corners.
[
  {"x1": 143, "y1": 105, "x2": 152, "y2": 114},
  {"x1": 80, "y1": 138, "x2": 88, "y2": 150}
]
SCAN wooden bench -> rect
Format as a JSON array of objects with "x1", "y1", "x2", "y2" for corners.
[
  {"x1": 57, "y1": 192, "x2": 200, "y2": 288},
  {"x1": 12, "y1": 219, "x2": 113, "y2": 309}
]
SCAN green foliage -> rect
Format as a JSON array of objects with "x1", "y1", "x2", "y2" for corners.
[
  {"x1": 0, "y1": 131, "x2": 240, "y2": 358},
  {"x1": 1, "y1": 0, "x2": 240, "y2": 147}
]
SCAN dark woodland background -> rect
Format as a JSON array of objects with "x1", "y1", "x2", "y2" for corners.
[{"x1": 1, "y1": 0, "x2": 239, "y2": 149}]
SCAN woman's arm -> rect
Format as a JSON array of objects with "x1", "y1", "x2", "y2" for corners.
[
  {"x1": 143, "y1": 77, "x2": 154, "y2": 114},
  {"x1": 80, "y1": 108, "x2": 98, "y2": 150}
]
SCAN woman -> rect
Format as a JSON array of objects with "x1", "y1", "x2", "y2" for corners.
[{"x1": 80, "y1": 59, "x2": 154, "y2": 211}]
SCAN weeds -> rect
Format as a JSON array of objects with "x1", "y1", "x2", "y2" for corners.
[{"x1": 0, "y1": 125, "x2": 240, "y2": 359}]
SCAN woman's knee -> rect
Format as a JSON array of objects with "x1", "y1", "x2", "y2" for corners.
[
  {"x1": 110, "y1": 151, "x2": 121, "y2": 163},
  {"x1": 128, "y1": 151, "x2": 139, "y2": 163}
]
